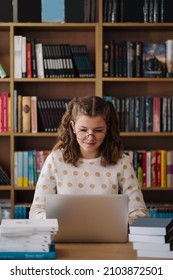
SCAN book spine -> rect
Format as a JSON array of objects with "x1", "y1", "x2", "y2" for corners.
[
  {"x1": 146, "y1": 151, "x2": 151, "y2": 187},
  {"x1": 153, "y1": 96, "x2": 161, "y2": 132},
  {"x1": 1, "y1": 92, "x2": 8, "y2": 132},
  {"x1": 156, "y1": 150, "x2": 161, "y2": 187},
  {"x1": 14, "y1": 35, "x2": 22, "y2": 78},
  {"x1": 142, "y1": 151, "x2": 147, "y2": 187},
  {"x1": 35, "y1": 43, "x2": 45, "y2": 78},
  {"x1": 17, "y1": 151, "x2": 23, "y2": 187},
  {"x1": 31, "y1": 96, "x2": 38, "y2": 133},
  {"x1": 28, "y1": 150, "x2": 34, "y2": 186},
  {"x1": 166, "y1": 150, "x2": 172, "y2": 187},
  {"x1": 103, "y1": 43, "x2": 109, "y2": 77},
  {"x1": 26, "y1": 41, "x2": 32, "y2": 78},
  {"x1": 23, "y1": 151, "x2": 29, "y2": 187},
  {"x1": 21, "y1": 36, "x2": 27, "y2": 78},
  {"x1": 161, "y1": 150, "x2": 167, "y2": 187},
  {"x1": 22, "y1": 96, "x2": 31, "y2": 133},
  {"x1": 17, "y1": 95, "x2": 22, "y2": 133}
]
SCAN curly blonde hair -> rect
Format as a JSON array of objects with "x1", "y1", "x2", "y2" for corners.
[{"x1": 53, "y1": 96, "x2": 123, "y2": 166}]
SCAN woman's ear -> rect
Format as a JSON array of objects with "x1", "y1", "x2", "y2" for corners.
[{"x1": 70, "y1": 121, "x2": 75, "y2": 133}]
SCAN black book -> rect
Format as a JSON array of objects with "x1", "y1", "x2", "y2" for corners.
[
  {"x1": 65, "y1": 0, "x2": 84, "y2": 22},
  {"x1": 0, "y1": 0, "x2": 13, "y2": 22},
  {"x1": 161, "y1": 0, "x2": 173, "y2": 22},
  {"x1": 0, "y1": 166, "x2": 10, "y2": 185},
  {"x1": 31, "y1": 39, "x2": 38, "y2": 78},
  {"x1": 121, "y1": 0, "x2": 144, "y2": 22},
  {"x1": 13, "y1": 0, "x2": 41, "y2": 22}
]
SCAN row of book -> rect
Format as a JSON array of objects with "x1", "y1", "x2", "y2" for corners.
[
  {"x1": 127, "y1": 150, "x2": 173, "y2": 188},
  {"x1": 0, "y1": 92, "x2": 10, "y2": 133},
  {"x1": 129, "y1": 217, "x2": 173, "y2": 259},
  {"x1": 0, "y1": 219, "x2": 58, "y2": 259},
  {"x1": 147, "y1": 203, "x2": 173, "y2": 218},
  {"x1": 14, "y1": 150, "x2": 50, "y2": 188},
  {"x1": 104, "y1": 95, "x2": 173, "y2": 133},
  {"x1": 14, "y1": 205, "x2": 30, "y2": 219},
  {"x1": 103, "y1": 0, "x2": 173, "y2": 23},
  {"x1": 0, "y1": 0, "x2": 97, "y2": 23},
  {"x1": 103, "y1": 40, "x2": 173, "y2": 78},
  {"x1": 14, "y1": 35, "x2": 95, "y2": 79},
  {"x1": 14, "y1": 91, "x2": 70, "y2": 133}
]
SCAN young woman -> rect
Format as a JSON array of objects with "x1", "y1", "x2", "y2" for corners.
[{"x1": 29, "y1": 96, "x2": 149, "y2": 224}]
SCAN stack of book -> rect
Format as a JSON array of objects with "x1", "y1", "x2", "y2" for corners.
[
  {"x1": 0, "y1": 218, "x2": 58, "y2": 259},
  {"x1": 129, "y1": 217, "x2": 173, "y2": 259}
]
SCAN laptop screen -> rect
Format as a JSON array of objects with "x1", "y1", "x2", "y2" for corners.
[{"x1": 46, "y1": 194, "x2": 128, "y2": 243}]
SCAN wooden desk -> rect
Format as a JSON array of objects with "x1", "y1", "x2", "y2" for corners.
[{"x1": 55, "y1": 242, "x2": 138, "y2": 260}]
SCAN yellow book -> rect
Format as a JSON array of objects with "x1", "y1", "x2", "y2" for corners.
[
  {"x1": 160, "y1": 150, "x2": 167, "y2": 188},
  {"x1": 22, "y1": 96, "x2": 31, "y2": 133}
]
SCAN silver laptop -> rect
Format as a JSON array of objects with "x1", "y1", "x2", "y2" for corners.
[{"x1": 46, "y1": 194, "x2": 128, "y2": 243}]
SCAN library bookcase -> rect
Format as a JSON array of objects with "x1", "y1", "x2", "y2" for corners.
[{"x1": 0, "y1": 0, "x2": 173, "y2": 217}]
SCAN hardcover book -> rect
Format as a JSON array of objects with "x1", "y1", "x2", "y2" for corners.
[
  {"x1": 143, "y1": 42, "x2": 166, "y2": 77},
  {"x1": 129, "y1": 217, "x2": 173, "y2": 235},
  {"x1": 121, "y1": 0, "x2": 144, "y2": 22},
  {"x1": 133, "y1": 241, "x2": 173, "y2": 251},
  {"x1": 0, "y1": 243, "x2": 56, "y2": 260},
  {"x1": 22, "y1": 96, "x2": 31, "y2": 133},
  {"x1": 165, "y1": 40, "x2": 173, "y2": 77},
  {"x1": 13, "y1": 0, "x2": 41, "y2": 22},
  {"x1": 0, "y1": 0, "x2": 13, "y2": 22},
  {"x1": 41, "y1": 0, "x2": 64, "y2": 22},
  {"x1": 65, "y1": 0, "x2": 84, "y2": 22},
  {"x1": 136, "y1": 249, "x2": 173, "y2": 259}
]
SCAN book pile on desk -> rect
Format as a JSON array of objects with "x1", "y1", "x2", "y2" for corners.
[
  {"x1": 129, "y1": 217, "x2": 173, "y2": 259},
  {"x1": 0, "y1": 218, "x2": 58, "y2": 259}
]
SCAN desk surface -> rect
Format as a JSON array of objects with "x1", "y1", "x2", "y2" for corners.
[{"x1": 55, "y1": 242, "x2": 138, "y2": 260}]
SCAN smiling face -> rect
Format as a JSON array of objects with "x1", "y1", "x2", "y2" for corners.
[{"x1": 72, "y1": 115, "x2": 107, "y2": 159}]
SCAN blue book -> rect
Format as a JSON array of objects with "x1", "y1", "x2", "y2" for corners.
[
  {"x1": 0, "y1": 243, "x2": 56, "y2": 260},
  {"x1": 41, "y1": 0, "x2": 64, "y2": 22},
  {"x1": 17, "y1": 151, "x2": 23, "y2": 187}
]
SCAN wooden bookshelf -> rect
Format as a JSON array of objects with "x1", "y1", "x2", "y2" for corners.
[{"x1": 1, "y1": 0, "x2": 173, "y2": 217}]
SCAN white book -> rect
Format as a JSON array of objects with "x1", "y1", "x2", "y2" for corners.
[
  {"x1": 129, "y1": 233, "x2": 171, "y2": 244},
  {"x1": 0, "y1": 244, "x2": 50, "y2": 252},
  {"x1": 1, "y1": 219, "x2": 58, "y2": 236},
  {"x1": 0, "y1": 234, "x2": 52, "y2": 243},
  {"x1": 35, "y1": 43, "x2": 45, "y2": 78},
  {"x1": 133, "y1": 241, "x2": 173, "y2": 252},
  {"x1": 14, "y1": 35, "x2": 22, "y2": 78},
  {"x1": 21, "y1": 36, "x2": 27, "y2": 77},
  {"x1": 137, "y1": 249, "x2": 173, "y2": 259}
]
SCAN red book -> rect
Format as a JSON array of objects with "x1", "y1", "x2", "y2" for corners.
[
  {"x1": 26, "y1": 42, "x2": 32, "y2": 78},
  {"x1": 153, "y1": 96, "x2": 161, "y2": 132},
  {"x1": 155, "y1": 151, "x2": 161, "y2": 187},
  {"x1": 1, "y1": 92, "x2": 8, "y2": 132},
  {"x1": 142, "y1": 151, "x2": 147, "y2": 187},
  {"x1": 0, "y1": 95, "x2": 2, "y2": 132},
  {"x1": 151, "y1": 150, "x2": 156, "y2": 186}
]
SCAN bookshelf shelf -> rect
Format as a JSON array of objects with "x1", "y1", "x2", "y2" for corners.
[
  {"x1": 1, "y1": 0, "x2": 173, "y2": 218},
  {"x1": 0, "y1": 186, "x2": 11, "y2": 190},
  {"x1": 14, "y1": 78, "x2": 96, "y2": 83},
  {"x1": 142, "y1": 187, "x2": 173, "y2": 191},
  {"x1": 103, "y1": 78, "x2": 173, "y2": 82}
]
